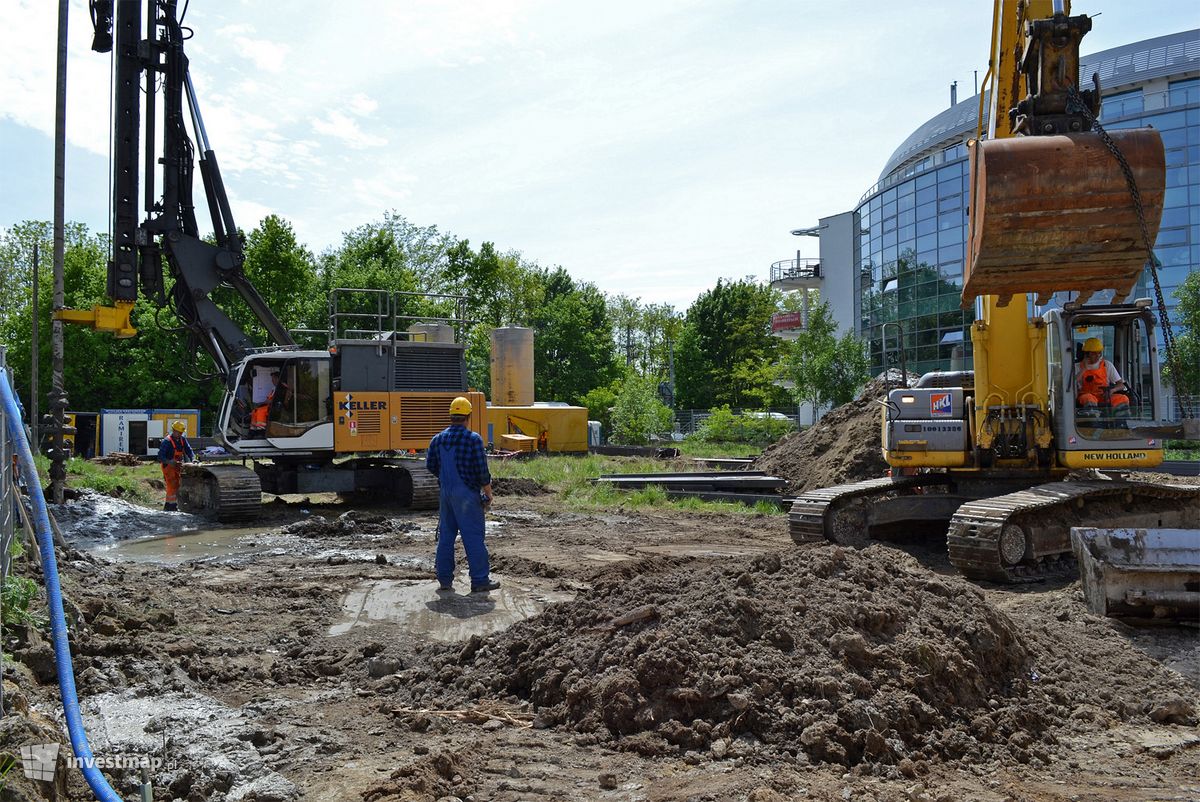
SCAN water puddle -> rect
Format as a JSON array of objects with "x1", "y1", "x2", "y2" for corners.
[
  {"x1": 329, "y1": 577, "x2": 574, "y2": 641},
  {"x1": 95, "y1": 526, "x2": 271, "y2": 563},
  {"x1": 55, "y1": 489, "x2": 206, "y2": 542}
]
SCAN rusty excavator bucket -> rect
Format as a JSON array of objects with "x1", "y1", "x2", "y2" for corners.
[
  {"x1": 963, "y1": 129, "x2": 1165, "y2": 307},
  {"x1": 1071, "y1": 528, "x2": 1200, "y2": 621}
]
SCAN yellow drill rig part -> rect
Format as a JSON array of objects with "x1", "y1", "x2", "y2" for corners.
[{"x1": 55, "y1": 301, "x2": 138, "y2": 338}]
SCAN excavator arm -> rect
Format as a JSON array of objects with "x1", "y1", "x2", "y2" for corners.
[{"x1": 62, "y1": 0, "x2": 294, "y2": 379}]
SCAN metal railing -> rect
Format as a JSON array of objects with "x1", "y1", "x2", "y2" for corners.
[
  {"x1": 324, "y1": 288, "x2": 472, "y2": 343},
  {"x1": 769, "y1": 258, "x2": 822, "y2": 284}
]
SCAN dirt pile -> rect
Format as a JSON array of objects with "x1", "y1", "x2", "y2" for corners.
[
  {"x1": 755, "y1": 372, "x2": 914, "y2": 492},
  {"x1": 399, "y1": 545, "x2": 1054, "y2": 769},
  {"x1": 93, "y1": 451, "x2": 142, "y2": 466},
  {"x1": 281, "y1": 510, "x2": 418, "y2": 538}
]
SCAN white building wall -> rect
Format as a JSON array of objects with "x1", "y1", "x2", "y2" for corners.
[{"x1": 817, "y1": 210, "x2": 857, "y2": 333}]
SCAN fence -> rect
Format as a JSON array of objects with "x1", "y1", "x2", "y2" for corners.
[
  {"x1": 674, "y1": 408, "x2": 802, "y2": 437},
  {"x1": 1, "y1": 347, "x2": 14, "y2": 584}
]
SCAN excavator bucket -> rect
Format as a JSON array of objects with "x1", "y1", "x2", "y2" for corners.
[
  {"x1": 963, "y1": 130, "x2": 1165, "y2": 306},
  {"x1": 1071, "y1": 527, "x2": 1200, "y2": 621}
]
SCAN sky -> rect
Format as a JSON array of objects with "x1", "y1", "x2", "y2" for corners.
[{"x1": 0, "y1": 0, "x2": 1195, "y2": 312}]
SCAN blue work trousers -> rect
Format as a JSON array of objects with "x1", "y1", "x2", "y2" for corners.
[{"x1": 434, "y1": 443, "x2": 489, "y2": 585}]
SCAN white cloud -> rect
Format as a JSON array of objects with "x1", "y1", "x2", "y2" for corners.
[
  {"x1": 216, "y1": 23, "x2": 255, "y2": 37},
  {"x1": 311, "y1": 111, "x2": 387, "y2": 150},
  {"x1": 226, "y1": 194, "x2": 273, "y2": 231},
  {"x1": 0, "y1": 0, "x2": 115, "y2": 157},
  {"x1": 233, "y1": 36, "x2": 289, "y2": 74},
  {"x1": 347, "y1": 93, "x2": 378, "y2": 117}
]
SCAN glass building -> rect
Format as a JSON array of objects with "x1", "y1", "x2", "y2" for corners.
[{"x1": 854, "y1": 30, "x2": 1199, "y2": 377}]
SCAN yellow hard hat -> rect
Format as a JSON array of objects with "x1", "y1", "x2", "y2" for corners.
[
  {"x1": 171, "y1": 420, "x2": 186, "y2": 433},
  {"x1": 1082, "y1": 337, "x2": 1103, "y2": 353},
  {"x1": 449, "y1": 396, "x2": 473, "y2": 416}
]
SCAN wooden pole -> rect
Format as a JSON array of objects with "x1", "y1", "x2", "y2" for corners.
[{"x1": 49, "y1": 0, "x2": 69, "y2": 504}]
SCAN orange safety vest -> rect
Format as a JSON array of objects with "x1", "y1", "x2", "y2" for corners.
[
  {"x1": 250, "y1": 388, "x2": 275, "y2": 430},
  {"x1": 1079, "y1": 360, "x2": 1110, "y2": 402},
  {"x1": 167, "y1": 434, "x2": 188, "y2": 463}
]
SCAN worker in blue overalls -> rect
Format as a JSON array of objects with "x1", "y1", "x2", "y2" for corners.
[{"x1": 425, "y1": 396, "x2": 498, "y2": 594}]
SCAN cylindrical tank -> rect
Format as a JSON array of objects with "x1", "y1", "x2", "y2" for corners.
[
  {"x1": 407, "y1": 322, "x2": 455, "y2": 343},
  {"x1": 490, "y1": 326, "x2": 534, "y2": 406}
]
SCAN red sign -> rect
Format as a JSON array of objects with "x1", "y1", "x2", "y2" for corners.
[
  {"x1": 771, "y1": 311, "x2": 804, "y2": 332},
  {"x1": 930, "y1": 392, "x2": 953, "y2": 416}
]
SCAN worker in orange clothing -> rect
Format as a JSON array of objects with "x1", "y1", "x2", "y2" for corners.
[
  {"x1": 249, "y1": 370, "x2": 290, "y2": 437},
  {"x1": 1076, "y1": 337, "x2": 1130, "y2": 418},
  {"x1": 158, "y1": 420, "x2": 195, "y2": 511}
]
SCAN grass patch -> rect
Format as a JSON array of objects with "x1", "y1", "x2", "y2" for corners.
[
  {"x1": 675, "y1": 441, "x2": 764, "y2": 459},
  {"x1": 32, "y1": 455, "x2": 161, "y2": 504},
  {"x1": 2, "y1": 575, "x2": 45, "y2": 629},
  {"x1": 490, "y1": 453, "x2": 784, "y2": 517}
]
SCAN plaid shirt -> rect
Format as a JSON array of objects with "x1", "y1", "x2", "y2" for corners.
[{"x1": 426, "y1": 424, "x2": 491, "y2": 491}]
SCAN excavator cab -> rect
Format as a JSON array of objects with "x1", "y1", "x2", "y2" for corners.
[
  {"x1": 1046, "y1": 303, "x2": 1166, "y2": 467},
  {"x1": 217, "y1": 352, "x2": 337, "y2": 453}
]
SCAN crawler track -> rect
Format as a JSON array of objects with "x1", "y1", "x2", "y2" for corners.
[
  {"x1": 405, "y1": 466, "x2": 440, "y2": 510},
  {"x1": 179, "y1": 464, "x2": 262, "y2": 522},
  {"x1": 345, "y1": 458, "x2": 441, "y2": 510},
  {"x1": 790, "y1": 473, "x2": 1200, "y2": 585},
  {"x1": 948, "y1": 480, "x2": 1200, "y2": 583},
  {"x1": 789, "y1": 476, "x2": 945, "y2": 546}
]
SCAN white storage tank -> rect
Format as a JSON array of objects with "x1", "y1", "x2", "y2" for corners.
[{"x1": 407, "y1": 322, "x2": 455, "y2": 343}]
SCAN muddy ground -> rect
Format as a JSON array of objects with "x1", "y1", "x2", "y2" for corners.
[{"x1": 2, "y1": 472, "x2": 1198, "y2": 802}]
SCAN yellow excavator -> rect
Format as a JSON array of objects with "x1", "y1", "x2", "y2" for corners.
[{"x1": 790, "y1": 0, "x2": 1199, "y2": 598}]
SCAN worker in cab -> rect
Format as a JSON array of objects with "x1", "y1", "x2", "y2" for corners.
[
  {"x1": 158, "y1": 420, "x2": 195, "y2": 511},
  {"x1": 249, "y1": 370, "x2": 289, "y2": 437},
  {"x1": 1076, "y1": 337, "x2": 1130, "y2": 418},
  {"x1": 425, "y1": 396, "x2": 499, "y2": 594}
]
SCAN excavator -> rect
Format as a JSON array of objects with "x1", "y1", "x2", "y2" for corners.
[
  {"x1": 61, "y1": 0, "x2": 484, "y2": 520},
  {"x1": 790, "y1": 0, "x2": 1199, "y2": 602}
]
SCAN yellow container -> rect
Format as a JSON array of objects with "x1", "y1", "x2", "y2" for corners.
[
  {"x1": 486, "y1": 405, "x2": 588, "y2": 453},
  {"x1": 149, "y1": 410, "x2": 200, "y2": 438},
  {"x1": 499, "y1": 433, "x2": 537, "y2": 452}
]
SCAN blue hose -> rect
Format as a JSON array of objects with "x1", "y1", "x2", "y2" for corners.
[{"x1": 1, "y1": 372, "x2": 124, "y2": 801}]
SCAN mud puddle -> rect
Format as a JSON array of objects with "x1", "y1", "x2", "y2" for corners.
[
  {"x1": 54, "y1": 490, "x2": 206, "y2": 542},
  {"x1": 329, "y1": 576, "x2": 574, "y2": 641},
  {"x1": 44, "y1": 688, "x2": 297, "y2": 800},
  {"x1": 95, "y1": 525, "x2": 272, "y2": 563},
  {"x1": 97, "y1": 525, "x2": 438, "y2": 569}
]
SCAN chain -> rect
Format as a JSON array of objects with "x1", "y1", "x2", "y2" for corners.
[{"x1": 1066, "y1": 86, "x2": 1191, "y2": 419}]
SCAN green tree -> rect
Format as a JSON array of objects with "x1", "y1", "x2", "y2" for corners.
[
  {"x1": 782, "y1": 301, "x2": 870, "y2": 414},
  {"x1": 675, "y1": 278, "x2": 787, "y2": 409},
  {"x1": 207, "y1": 215, "x2": 320, "y2": 347},
  {"x1": 611, "y1": 373, "x2": 675, "y2": 444},
  {"x1": 530, "y1": 268, "x2": 620, "y2": 404},
  {"x1": 0, "y1": 220, "x2": 222, "y2": 415},
  {"x1": 1173, "y1": 272, "x2": 1200, "y2": 402},
  {"x1": 317, "y1": 211, "x2": 454, "y2": 334},
  {"x1": 579, "y1": 380, "x2": 622, "y2": 439}
]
